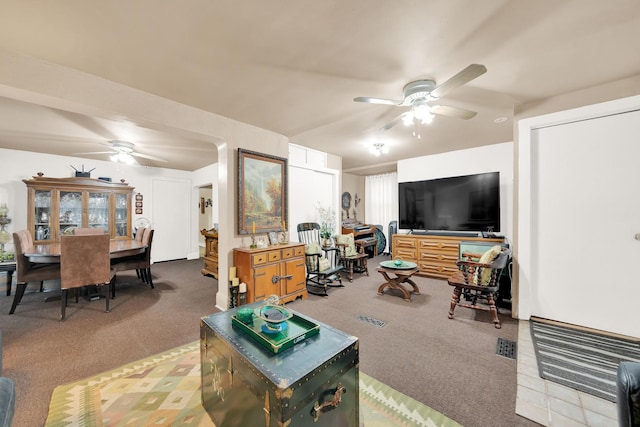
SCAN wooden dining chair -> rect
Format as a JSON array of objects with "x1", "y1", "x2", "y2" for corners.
[
  {"x1": 9, "y1": 230, "x2": 61, "y2": 315},
  {"x1": 335, "y1": 233, "x2": 369, "y2": 282},
  {"x1": 60, "y1": 234, "x2": 115, "y2": 321},
  {"x1": 447, "y1": 246, "x2": 511, "y2": 329}
]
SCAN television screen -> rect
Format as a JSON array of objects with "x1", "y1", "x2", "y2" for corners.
[{"x1": 398, "y1": 172, "x2": 500, "y2": 232}]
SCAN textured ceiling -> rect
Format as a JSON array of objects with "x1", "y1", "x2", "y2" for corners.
[{"x1": 0, "y1": 0, "x2": 639, "y2": 173}]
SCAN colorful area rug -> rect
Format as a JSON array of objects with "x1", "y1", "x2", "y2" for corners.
[
  {"x1": 45, "y1": 341, "x2": 462, "y2": 427},
  {"x1": 530, "y1": 318, "x2": 640, "y2": 402}
]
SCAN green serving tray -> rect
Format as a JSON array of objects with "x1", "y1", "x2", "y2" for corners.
[{"x1": 231, "y1": 312, "x2": 320, "y2": 354}]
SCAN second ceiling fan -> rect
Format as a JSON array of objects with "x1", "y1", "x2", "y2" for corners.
[{"x1": 354, "y1": 64, "x2": 487, "y2": 138}]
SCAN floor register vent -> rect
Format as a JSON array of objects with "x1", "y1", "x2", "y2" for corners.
[
  {"x1": 356, "y1": 314, "x2": 387, "y2": 328},
  {"x1": 496, "y1": 338, "x2": 517, "y2": 359}
]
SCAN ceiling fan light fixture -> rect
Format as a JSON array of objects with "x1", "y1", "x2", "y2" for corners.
[
  {"x1": 421, "y1": 112, "x2": 434, "y2": 125},
  {"x1": 411, "y1": 101, "x2": 432, "y2": 122},
  {"x1": 111, "y1": 152, "x2": 136, "y2": 165},
  {"x1": 370, "y1": 143, "x2": 388, "y2": 157}
]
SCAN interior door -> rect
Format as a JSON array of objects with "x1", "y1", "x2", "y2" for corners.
[
  {"x1": 529, "y1": 109, "x2": 640, "y2": 336},
  {"x1": 151, "y1": 178, "x2": 190, "y2": 262}
]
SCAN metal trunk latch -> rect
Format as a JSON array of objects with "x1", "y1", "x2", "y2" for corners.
[{"x1": 311, "y1": 383, "x2": 346, "y2": 421}]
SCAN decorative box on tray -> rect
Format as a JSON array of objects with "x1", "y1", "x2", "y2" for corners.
[{"x1": 200, "y1": 298, "x2": 359, "y2": 426}]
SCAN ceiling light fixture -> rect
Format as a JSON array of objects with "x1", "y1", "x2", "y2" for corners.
[
  {"x1": 402, "y1": 100, "x2": 435, "y2": 140},
  {"x1": 110, "y1": 151, "x2": 136, "y2": 165},
  {"x1": 370, "y1": 143, "x2": 389, "y2": 157}
]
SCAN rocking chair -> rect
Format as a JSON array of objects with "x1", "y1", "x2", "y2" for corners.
[{"x1": 297, "y1": 222, "x2": 343, "y2": 296}]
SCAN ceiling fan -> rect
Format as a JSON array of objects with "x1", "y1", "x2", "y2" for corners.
[
  {"x1": 74, "y1": 140, "x2": 168, "y2": 165},
  {"x1": 354, "y1": 64, "x2": 487, "y2": 138}
]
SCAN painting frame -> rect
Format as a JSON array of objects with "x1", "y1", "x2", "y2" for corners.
[{"x1": 237, "y1": 148, "x2": 288, "y2": 235}]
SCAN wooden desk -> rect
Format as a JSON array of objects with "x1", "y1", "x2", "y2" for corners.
[
  {"x1": 24, "y1": 239, "x2": 146, "y2": 264},
  {"x1": 376, "y1": 266, "x2": 420, "y2": 302}
]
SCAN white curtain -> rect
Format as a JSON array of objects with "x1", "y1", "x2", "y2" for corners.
[{"x1": 364, "y1": 172, "x2": 398, "y2": 254}]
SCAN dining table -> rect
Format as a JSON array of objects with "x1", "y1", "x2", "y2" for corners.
[{"x1": 24, "y1": 239, "x2": 147, "y2": 264}]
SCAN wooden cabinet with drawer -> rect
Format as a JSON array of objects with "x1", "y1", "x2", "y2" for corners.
[
  {"x1": 233, "y1": 243, "x2": 307, "y2": 304},
  {"x1": 392, "y1": 234, "x2": 504, "y2": 280}
]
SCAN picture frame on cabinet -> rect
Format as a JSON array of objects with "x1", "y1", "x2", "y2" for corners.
[
  {"x1": 237, "y1": 148, "x2": 288, "y2": 235},
  {"x1": 268, "y1": 231, "x2": 278, "y2": 245}
]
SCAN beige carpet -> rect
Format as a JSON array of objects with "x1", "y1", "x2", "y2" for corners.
[{"x1": 45, "y1": 341, "x2": 462, "y2": 427}]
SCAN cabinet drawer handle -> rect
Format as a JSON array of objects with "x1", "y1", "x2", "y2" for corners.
[
  {"x1": 311, "y1": 383, "x2": 346, "y2": 421},
  {"x1": 271, "y1": 274, "x2": 292, "y2": 284}
]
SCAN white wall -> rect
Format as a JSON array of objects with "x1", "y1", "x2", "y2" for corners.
[
  {"x1": 518, "y1": 94, "x2": 640, "y2": 337},
  {"x1": 0, "y1": 147, "x2": 200, "y2": 261},
  {"x1": 288, "y1": 144, "x2": 341, "y2": 242},
  {"x1": 397, "y1": 142, "x2": 514, "y2": 241}
]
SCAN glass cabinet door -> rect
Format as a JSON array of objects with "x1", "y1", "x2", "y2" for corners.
[
  {"x1": 88, "y1": 192, "x2": 110, "y2": 234},
  {"x1": 115, "y1": 193, "x2": 128, "y2": 237},
  {"x1": 59, "y1": 191, "x2": 83, "y2": 236},
  {"x1": 34, "y1": 190, "x2": 52, "y2": 241}
]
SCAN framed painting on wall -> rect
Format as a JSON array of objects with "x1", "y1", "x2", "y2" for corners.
[{"x1": 237, "y1": 148, "x2": 288, "y2": 235}]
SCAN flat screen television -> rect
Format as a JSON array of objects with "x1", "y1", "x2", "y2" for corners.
[{"x1": 398, "y1": 171, "x2": 500, "y2": 232}]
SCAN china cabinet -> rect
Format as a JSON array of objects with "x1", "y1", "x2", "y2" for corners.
[{"x1": 24, "y1": 175, "x2": 134, "y2": 243}]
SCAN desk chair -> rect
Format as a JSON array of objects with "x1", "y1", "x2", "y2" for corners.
[
  {"x1": 60, "y1": 234, "x2": 115, "y2": 321},
  {"x1": 447, "y1": 246, "x2": 511, "y2": 329},
  {"x1": 297, "y1": 222, "x2": 343, "y2": 296},
  {"x1": 9, "y1": 230, "x2": 61, "y2": 315}
]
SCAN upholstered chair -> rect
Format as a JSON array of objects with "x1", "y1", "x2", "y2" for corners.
[
  {"x1": 60, "y1": 234, "x2": 115, "y2": 321},
  {"x1": 111, "y1": 229, "x2": 155, "y2": 297},
  {"x1": 73, "y1": 227, "x2": 105, "y2": 235},
  {"x1": 9, "y1": 230, "x2": 61, "y2": 315}
]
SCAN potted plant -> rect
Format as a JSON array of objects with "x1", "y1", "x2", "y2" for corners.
[{"x1": 315, "y1": 202, "x2": 335, "y2": 247}]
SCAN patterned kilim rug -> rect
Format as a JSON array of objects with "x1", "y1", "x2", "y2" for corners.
[
  {"x1": 530, "y1": 318, "x2": 640, "y2": 402},
  {"x1": 45, "y1": 341, "x2": 462, "y2": 427}
]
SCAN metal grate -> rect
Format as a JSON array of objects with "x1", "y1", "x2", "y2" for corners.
[
  {"x1": 496, "y1": 338, "x2": 517, "y2": 359},
  {"x1": 356, "y1": 314, "x2": 386, "y2": 328}
]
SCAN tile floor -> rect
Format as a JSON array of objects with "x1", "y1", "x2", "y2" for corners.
[{"x1": 516, "y1": 320, "x2": 618, "y2": 427}]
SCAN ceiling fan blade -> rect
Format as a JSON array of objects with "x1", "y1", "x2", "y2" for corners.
[
  {"x1": 431, "y1": 105, "x2": 478, "y2": 120},
  {"x1": 130, "y1": 152, "x2": 168, "y2": 162},
  {"x1": 430, "y1": 64, "x2": 487, "y2": 98},
  {"x1": 72, "y1": 151, "x2": 115, "y2": 155},
  {"x1": 354, "y1": 96, "x2": 402, "y2": 106},
  {"x1": 379, "y1": 112, "x2": 411, "y2": 131}
]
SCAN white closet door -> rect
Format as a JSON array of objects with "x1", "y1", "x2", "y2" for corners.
[
  {"x1": 289, "y1": 166, "x2": 335, "y2": 242},
  {"x1": 151, "y1": 178, "x2": 190, "y2": 262},
  {"x1": 530, "y1": 109, "x2": 640, "y2": 336}
]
